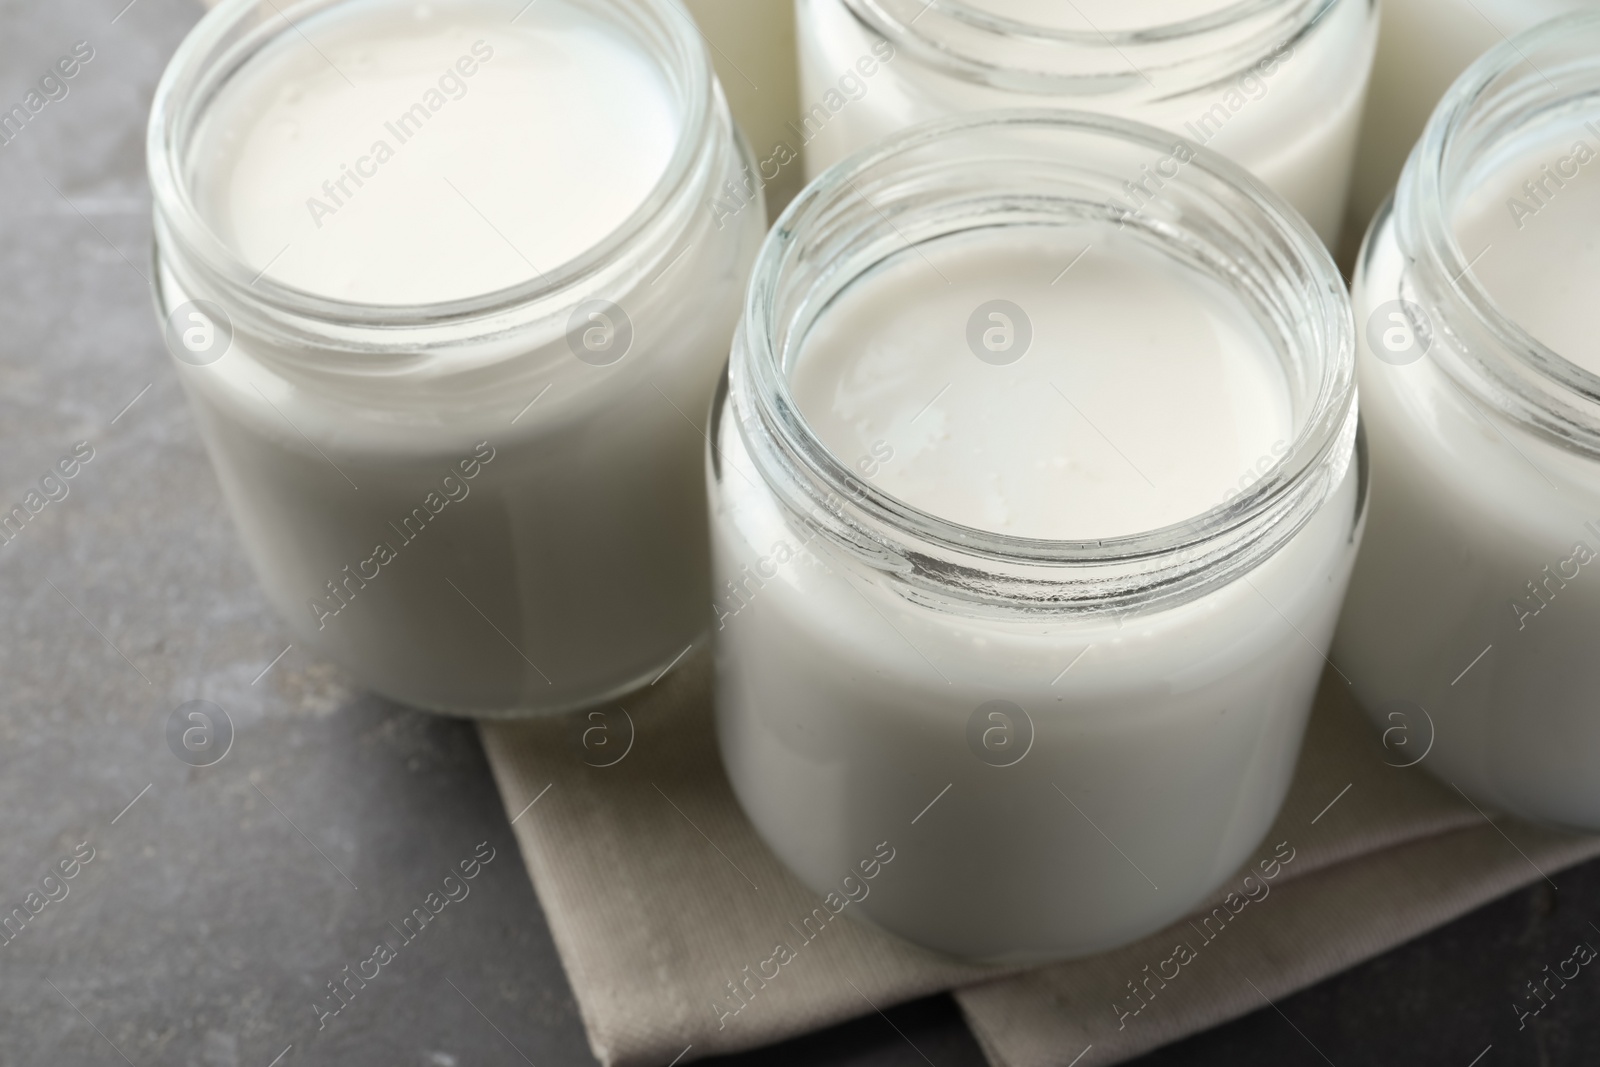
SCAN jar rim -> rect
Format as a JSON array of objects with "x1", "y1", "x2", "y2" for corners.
[
  {"x1": 1398, "y1": 10, "x2": 1600, "y2": 456},
  {"x1": 855, "y1": 0, "x2": 1296, "y2": 43},
  {"x1": 146, "y1": 0, "x2": 716, "y2": 331},
  {"x1": 837, "y1": 0, "x2": 1345, "y2": 97},
  {"x1": 727, "y1": 109, "x2": 1356, "y2": 612}
]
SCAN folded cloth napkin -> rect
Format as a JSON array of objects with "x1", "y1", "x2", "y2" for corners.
[{"x1": 481, "y1": 653, "x2": 1600, "y2": 1067}]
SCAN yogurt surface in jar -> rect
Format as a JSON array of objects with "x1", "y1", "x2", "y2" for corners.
[
  {"x1": 1453, "y1": 123, "x2": 1600, "y2": 372},
  {"x1": 711, "y1": 112, "x2": 1361, "y2": 962},
  {"x1": 150, "y1": 0, "x2": 765, "y2": 716},
  {"x1": 788, "y1": 228, "x2": 1294, "y2": 540},
  {"x1": 191, "y1": 0, "x2": 681, "y2": 302},
  {"x1": 1341, "y1": 0, "x2": 1600, "y2": 260}
]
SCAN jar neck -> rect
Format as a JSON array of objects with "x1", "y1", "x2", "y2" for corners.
[
  {"x1": 726, "y1": 111, "x2": 1355, "y2": 617},
  {"x1": 148, "y1": 0, "x2": 722, "y2": 368},
  {"x1": 1393, "y1": 11, "x2": 1600, "y2": 458},
  {"x1": 840, "y1": 0, "x2": 1344, "y2": 99}
]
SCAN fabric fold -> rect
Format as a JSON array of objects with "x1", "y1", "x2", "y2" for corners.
[{"x1": 479, "y1": 655, "x2": 1600, "y2": 1067}]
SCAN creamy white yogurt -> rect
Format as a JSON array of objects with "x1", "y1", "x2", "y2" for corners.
[
  {"x1": 786, "y1": 227, "x2": 1294, "y2": 540},
  {"x1": 152, "y1": 0, "x2": 764, "y2": 715},
  {"x1": 711, "y1": 114, "x2": 1361, "y2": 961},
  {"x1": 1337, "y1": 16, "x2": 1600, "y2": 828}
]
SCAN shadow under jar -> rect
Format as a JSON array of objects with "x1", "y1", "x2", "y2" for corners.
[
  {"x1": 1336, "y1": 13, "x2": 1600, "y2": 829},
  {"x1": 710, "y1": 111, "x2": 1363, "y2": 963},
  {"x1": 793, "y1": 0, "x2": 1378, "y2": 246},
  {"x1": 148, "y1": 0, "x2": 764, "y2": 716}
]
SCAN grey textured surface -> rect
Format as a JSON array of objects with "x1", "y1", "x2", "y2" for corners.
[
  {"x1": 5, "y1": 2, "x2": 1600, "y2": 1066},
  {"x1": 0, "y1": 3, "x2": 594, "y2": 1064}
]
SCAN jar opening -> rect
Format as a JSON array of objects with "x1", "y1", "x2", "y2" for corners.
[
  {"x1": 148, "y1": 0, "x2": 714, "y2": 328},
  {"x1": 728, "y1": 110, "x2": 1355, "y2": 612},
  {"x1": 839, "y1": 0, "x2": 1343, "y2": 97},
  {"x1": 1398, "y1": 11, "x2": 1600, "y2": 456},
  {"x1": 785, "y1": 222, "x2": 1297, "y2": 543}
]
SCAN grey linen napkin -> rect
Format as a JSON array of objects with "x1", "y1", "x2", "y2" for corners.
[{"x1": 478, "y1": 652, "x2": 1600, "y2": 1067}]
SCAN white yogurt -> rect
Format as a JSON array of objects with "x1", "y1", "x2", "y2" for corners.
[
  {"x1": 151, "y1": 0, "x2": 764, "y2": 715},
  {"x1": 192, "y1": 2, "x2": 680, "y2": 303},
  {"x1": 1454, "y1": 123, "x2": 1600, "y2": 373},
  {"x1": 1342, "y1": 0, "x2": 1600, "y2": 259},
  {"x1": 792, "y1": 0, "x2": 1377, "y2": 244},
  {"x1": 711, "y1": 114, "x2": 1361, "y2": 962},
  {"x1": 198, "y1": 0, "x2": 811, "y2": 216},
  {"x1": 787, "y1": 229, "x2": 1294, "y2": 540},
  {"x1": 1338, "y1": 31, "x2": 1600, "y2": 829}
]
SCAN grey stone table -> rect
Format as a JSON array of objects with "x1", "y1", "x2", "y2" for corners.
[{"x1": 2, "y1": 2, "x2": 1598, "y2": 1065}]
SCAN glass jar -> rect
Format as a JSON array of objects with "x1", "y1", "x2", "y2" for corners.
[
  {"x1": 684, "y1": 0, "x2": 807, "y2": 213},
  {"x1": 793, "y1": 0, "x2": 1377, "y2": 245},
  {"x1": 1342, "y1": 0, "x2": 1600, "y2": 261},
  {"x1": 148, "y1": 0, "x2": 764, "y2": 717},
  {"x1": 710, "y1": 112, "x2": 1362, "y2": 963},
  {"x1": 1337, "y1": 13, "x2": 1600, "y2": 829}
]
